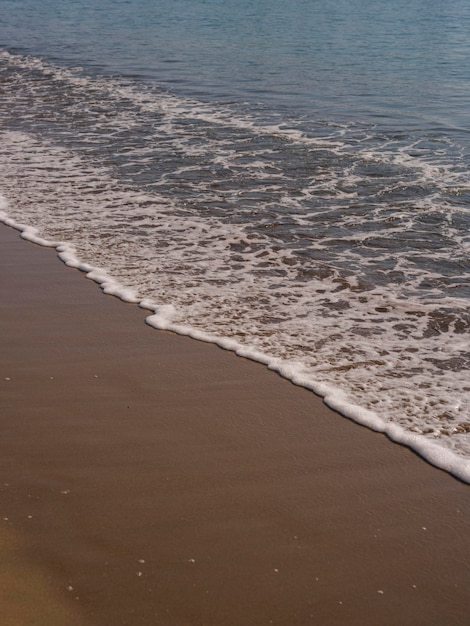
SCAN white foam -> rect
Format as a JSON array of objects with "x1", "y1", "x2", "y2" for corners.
[
  {"x1": 144, "y1": 300, "x2": 470, "y2": 482},
  {"x1": 1, "y1": 52, "x2": 470, "y2": 483},
  {"x1": 1, "y1": 201, "x2": 140, "y2": 305}
]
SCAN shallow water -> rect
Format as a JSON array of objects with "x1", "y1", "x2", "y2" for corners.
[{"x1": 1, "y1": 0, "x2": 470, "y2": 480}]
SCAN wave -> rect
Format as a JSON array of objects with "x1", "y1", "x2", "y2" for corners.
[{"x1": 1, "y1": 50, "x2": 470, "y2": 482}]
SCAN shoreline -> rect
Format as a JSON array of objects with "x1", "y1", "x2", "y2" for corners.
[
  {"x1": 1, "y1": 221, "x2": 470, "y2": 624},
  {"x1": 2, "y1": 208, "x2": 468, "y2": 485}
]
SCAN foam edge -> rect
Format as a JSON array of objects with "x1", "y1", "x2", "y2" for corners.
[
  {"x1": 145, "y1": 306, "x2": 470, "y2": 485},
  {"x1": 1, "y1": 201, "x2": 469, "y2": 485}
]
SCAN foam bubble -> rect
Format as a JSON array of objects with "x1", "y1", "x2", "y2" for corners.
[{"x1": 1, "y1": 51, "x2": 470, "y2": 482}]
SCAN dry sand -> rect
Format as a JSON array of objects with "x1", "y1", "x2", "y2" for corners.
[{"x1": 1, "y1": 222, "x2": 470, "y2": 625}]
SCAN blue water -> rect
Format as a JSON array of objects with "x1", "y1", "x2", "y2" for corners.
[
  {"x1": 3, "y1": 0, "x2": 470, "y2": 129},
  {"x1": 1, "y1": 0, "x2": 470, "y2": 481}
]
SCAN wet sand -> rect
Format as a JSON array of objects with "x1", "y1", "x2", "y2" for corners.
[{"x1": 1, "y1": 221, "x2": 470, "y2": 625}]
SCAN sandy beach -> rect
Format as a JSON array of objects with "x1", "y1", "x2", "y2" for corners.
[{"x1": 1, "y1": 221, "x2": 470, "y2": 625}]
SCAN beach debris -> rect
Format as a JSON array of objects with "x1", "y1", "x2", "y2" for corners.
[
  {"x1": 66, "y1": 585, "x2": 74, "y2": 592},
  {"x1": 188, "y1": 558, "x2": 196, "y2": 563},
  {"x1": 138, "y1": 558, "x2": 145, "y2": 564},
  {"x1": 377, "y1": 590, "x2": 384, "y2": 595},
  {"x1": 137, "y1": 571, "x2": 143, "y2": 577},
  {"x1": 4, "y1": 377, "x2": 11, "y2": 381}
]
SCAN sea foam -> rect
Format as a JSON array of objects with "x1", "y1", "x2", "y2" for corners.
[
  {"x1": 1, "y1": 51, "x2": 470, "y2": 484},
  {"x1": 2, "y1": 200, "x2": 470, "y2": 483}
]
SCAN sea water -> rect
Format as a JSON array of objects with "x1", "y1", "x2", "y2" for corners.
[{"x1": 1, "y1": 0, "x2": 469, "y2": 481}]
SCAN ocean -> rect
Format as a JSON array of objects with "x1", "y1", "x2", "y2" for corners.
[{"x1": 1, "y1": 0, "x2": 469, "y2": 481}]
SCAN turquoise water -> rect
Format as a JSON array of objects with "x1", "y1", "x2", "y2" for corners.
[{"x1": 1, "y1": 0, "x2": 470, "y2": 481}]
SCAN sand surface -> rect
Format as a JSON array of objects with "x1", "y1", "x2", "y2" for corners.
[{"x1": 1, "y1": 222, "x2": 470, "y2": 625}]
